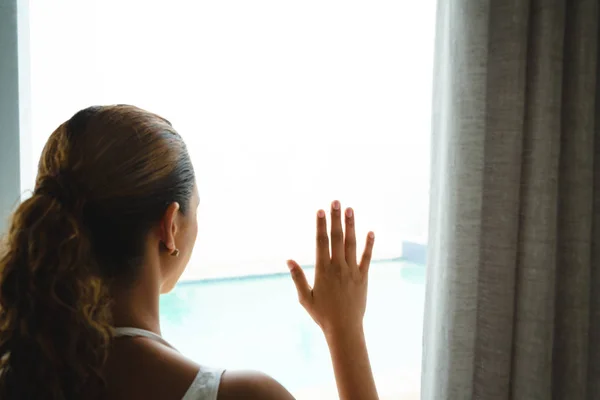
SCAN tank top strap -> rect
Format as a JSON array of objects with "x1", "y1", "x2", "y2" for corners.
[{"x1": 113, "y1": 326, "x2": 174, "y2": 349}]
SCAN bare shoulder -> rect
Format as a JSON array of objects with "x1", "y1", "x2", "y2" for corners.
[
  {"x1": 218, "y1": 370, "x2": 296, "y2": 400},
  {"x1": 105, "y1": 337, "x2": 202, "y2": 400},
  {"x1": 106, "y1": 338, "x2": 294, "y2": 400}
]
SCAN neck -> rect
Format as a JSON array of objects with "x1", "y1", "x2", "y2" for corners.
[{"x1": 110, "y1": 265, "x2": 162, "y2": 335}]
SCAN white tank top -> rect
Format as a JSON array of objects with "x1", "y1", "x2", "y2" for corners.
[{"x1": 113, "y1": 327, "x2": 224, "y2": 400}]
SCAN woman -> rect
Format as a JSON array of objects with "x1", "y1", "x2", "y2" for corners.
[{"x1": 0, "y1": 105, "x2": 379, "y2": 399}]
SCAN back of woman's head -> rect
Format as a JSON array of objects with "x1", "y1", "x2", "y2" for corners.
[{"x1": 0, "y1": 105, "x2": 195, "y2": 399}]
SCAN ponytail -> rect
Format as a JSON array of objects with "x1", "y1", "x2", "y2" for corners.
[{"x1": 0, "y1": 190, "x2": 112, "y2": 399}]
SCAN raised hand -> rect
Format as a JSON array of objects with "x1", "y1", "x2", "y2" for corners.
[{"x1": 287, "y1": 200, "x2": 375, "y2": 337}]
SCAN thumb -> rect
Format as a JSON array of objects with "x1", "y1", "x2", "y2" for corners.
[{"x1": 287, "y1": 260, "x2": 312, "y2": 307}]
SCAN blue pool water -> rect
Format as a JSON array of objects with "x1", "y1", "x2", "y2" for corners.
[{"x1": 159, "y1": 260, "x2": 426, "y2": 396}]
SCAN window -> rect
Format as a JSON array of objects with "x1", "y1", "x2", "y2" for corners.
[{"x1": 28, "y1": 1, "x2": 435, "y2": 398}]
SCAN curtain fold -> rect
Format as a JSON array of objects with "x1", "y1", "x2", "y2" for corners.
[{"x1": 422, "y1": 1, "x2": 600, "y2": 399}]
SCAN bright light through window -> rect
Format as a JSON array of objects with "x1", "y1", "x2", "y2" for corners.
[{"x1": 28, "y1": 1, "x2": 435, "y2": 398}]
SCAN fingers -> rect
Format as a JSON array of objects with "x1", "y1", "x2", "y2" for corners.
[
  {"x1": 316, "y1": 210, "x2": 330, "y2": 266},
  {"x1": 359, "y1": 232, "x2": 375, "y2": 274},
  {"x1": 287, "y1": 260, "x2": 312, "y2": 307},
  {"x1": 344, "y1": 207, "x2": 357, "y2": 266},
  {"x1": 330, "y1": 200, "x2": 344, "y2": 262}
]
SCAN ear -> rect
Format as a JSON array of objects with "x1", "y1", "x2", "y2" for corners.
[{"x1": 160, "y1": 202, "x2": 180, "y2": 253}]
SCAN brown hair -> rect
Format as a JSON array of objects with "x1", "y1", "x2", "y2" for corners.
[{"x1": 0, "y1": 105, "x2": 195, "y2": 399}]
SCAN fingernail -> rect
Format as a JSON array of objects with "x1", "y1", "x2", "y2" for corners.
[
  {"x1": 345, "y1": 208, "x2": 353, "y2": 217},
  {"x1": 286, "y1": 260, "x2": 295, "y2": 271},
  {"x1": 317, "y1": 210, "x2": 325, "y2": 218},
  {"x1": 369, "y1": 232, "x2": 375, "y2": 239},
  {"x1": 332, "y1": 200, "x2": 340, "y2": 210}
]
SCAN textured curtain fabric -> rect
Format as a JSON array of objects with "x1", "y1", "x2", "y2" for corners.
[{"x1": 422, "y1": 1, "x2": 600, "y2": 399}]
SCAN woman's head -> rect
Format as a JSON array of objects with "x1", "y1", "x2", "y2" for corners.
[{"x1": 0, "y1": 105, "x2": 197, "y2": 398}]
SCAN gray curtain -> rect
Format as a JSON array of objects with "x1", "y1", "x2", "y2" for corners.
[
  {"x1": 0, "y1": 0, "x2": 24, "y2": 234},
  {"x1": 422, "y1": 1, "x2": 600, "y2": 399}
]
